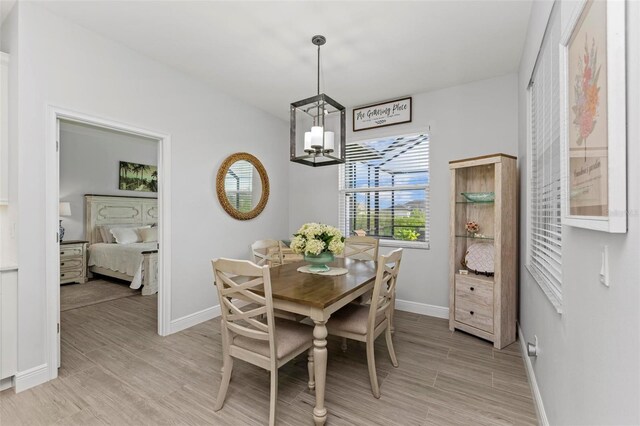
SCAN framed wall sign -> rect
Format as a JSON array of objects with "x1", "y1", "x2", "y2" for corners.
[
  {"x1": 353, "y1": 97, "x2": 411, "y2": 132},
  {"x1": 560, "y1": 0, "x2": 626, "y2": 232}
]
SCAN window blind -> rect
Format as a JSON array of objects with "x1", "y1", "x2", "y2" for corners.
[
  {"x1": 528, "y1": 4, "x2": 562, "y2": 308},
  {"x1": 339, "y1": 133, "x2": 430, "y2": 247},
  {"x1": 224, "y1": 160, "x2": 253, "y2": 211}
]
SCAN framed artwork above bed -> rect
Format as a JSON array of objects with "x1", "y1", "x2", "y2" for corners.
[{"x1": 119, "y1": 161, "x2": 158, "y2": 192}]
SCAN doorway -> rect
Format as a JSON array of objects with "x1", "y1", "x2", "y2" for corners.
[{"x1": 45, "y1": 107, "x2": 172, "y2": 380}]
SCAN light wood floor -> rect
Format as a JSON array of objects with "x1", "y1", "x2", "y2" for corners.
[
  {"x1": 0, "y1": 294, "x2": 537, "y2": 425},
  {"x1": 60, "y1": 279, "x2": 139, "y2": 312}
]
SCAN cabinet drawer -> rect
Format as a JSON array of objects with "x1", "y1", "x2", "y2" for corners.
[
  {"x1": 60, "y1": 269, "x2": 84, "y2": 281},
  {"x1": 60, "y1": 258, "x2": 83, "y2": 270},
  {"x1": 60, "y1": 247, "x2": 83, "y2": 258},
  {"x1": 454, "y1": 299, "x2": 493, "y2": 333},
  {"x1": 455, "y1": 275, "x2": 493, "y2": 307}
]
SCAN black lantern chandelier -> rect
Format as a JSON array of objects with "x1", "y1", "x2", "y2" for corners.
[{"x1": 290, "y1": 35, "x2": 346, "y2": 166}]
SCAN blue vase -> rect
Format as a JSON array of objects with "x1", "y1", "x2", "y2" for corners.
[
  {"x1": 59, "y1": 220, "x2": 65, "y2": 242},
  {"x1": 304, "y1": 252, "x2": 335, "y2": 272}
]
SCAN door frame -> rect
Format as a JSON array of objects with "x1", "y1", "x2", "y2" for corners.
[{"x1": 45, "y1": 105, "x2": 172, "y2": 380}]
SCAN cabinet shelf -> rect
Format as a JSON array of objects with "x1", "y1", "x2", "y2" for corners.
[
  {"x1": 455, "y1": 235, "x2": 494, "y2": 240},
  {"x1": 455, "y1": 200, "x2": 494, "y2": 204}
]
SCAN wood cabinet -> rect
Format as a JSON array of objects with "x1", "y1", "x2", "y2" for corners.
[
  {"x1": 60, "y1": 240, "x2": 88, "y2": 284},
  {"x1": 449, "y1": 154, "x2": 517, "y2": 349}
]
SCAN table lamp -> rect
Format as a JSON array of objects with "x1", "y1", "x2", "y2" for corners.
[{"x1": 59, "y1": 202, "x2": 71, "y2": 242}]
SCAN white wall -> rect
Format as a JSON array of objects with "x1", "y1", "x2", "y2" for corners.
[
  {"x1": 518, "y1": 1, "x2": 640, "y2": 424},
  {"x1": 59, "y1": 122, "x2": 157, "y2": 241},
  {"x1": 12, "y1": 2, "x2": 289, "y2": 374},
  {"x1": 0, "y1": 6, "x2": 19, "y2": 267},
  {"x1": 290, "y1": 73, "x2": 519, "y2": 311}
]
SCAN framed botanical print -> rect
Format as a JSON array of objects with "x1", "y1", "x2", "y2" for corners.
[{"x1": 560, "y1": 0, "x2": 626, "y2": 232}]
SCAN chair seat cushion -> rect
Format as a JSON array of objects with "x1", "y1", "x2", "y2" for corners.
[
  {"x1": 327, "y1": 304, "x2": 385, "y2": 335},
  {"x1": 232, "y1": 318, "x2": 312, "y2": 360}
]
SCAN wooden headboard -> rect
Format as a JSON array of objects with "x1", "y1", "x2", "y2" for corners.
[{"x1": 84, "y1": 195, "x2": 158, "y2": 246}]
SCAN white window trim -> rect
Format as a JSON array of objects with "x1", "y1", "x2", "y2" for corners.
[{"x1": 338, "y1": 131, "x2": 430, "y2": 250}]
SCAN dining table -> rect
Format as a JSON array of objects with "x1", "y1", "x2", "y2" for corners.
[{"x1": 262, "y1": 256, "x2": 378, "y2": 425}]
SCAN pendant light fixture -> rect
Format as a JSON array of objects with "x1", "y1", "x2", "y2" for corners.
[{"x1": 290, "y1": 35, "x2": 346, "y2": 166}]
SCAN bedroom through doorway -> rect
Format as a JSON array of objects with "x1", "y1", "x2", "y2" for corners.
[{"x1": 54, "y1": 116, "x2": 169, "y2": 374}]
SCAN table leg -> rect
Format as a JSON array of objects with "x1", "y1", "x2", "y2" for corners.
[{"x1": 312, "y1": 320, "x2": 328, "y2": 425}]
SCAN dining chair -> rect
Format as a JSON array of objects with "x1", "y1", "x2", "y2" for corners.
[
  {"x1": 251, "y1": 239, "x2": 283, "y2": 267},
  {"x1": 212, "y1": 258, "x2": 315, "y2": 426},
  {"x1": 342, "y1": 235, "x2": 379, "y2": 261},
  {"x1": 340, "y1": 236, "x2": 381, "y2": 344},
  {"x1": 326, "y1": 248, "x2": 403, "y2": 399},
  {"x1": 278, "y1": 240, "x2": 304, "y2": 264}
]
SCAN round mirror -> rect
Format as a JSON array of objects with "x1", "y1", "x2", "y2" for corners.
[{"x1": 216, "y1": 153, "x2": 269, "y2": 220}]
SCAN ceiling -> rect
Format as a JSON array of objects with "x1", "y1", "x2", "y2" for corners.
[{"x1": 38, "y1": 1, "x2": 532, "y2": 121}]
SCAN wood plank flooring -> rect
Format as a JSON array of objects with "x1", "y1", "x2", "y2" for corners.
[{"x1": 0, "y1": 294, "x2": 537, "y2": 425}]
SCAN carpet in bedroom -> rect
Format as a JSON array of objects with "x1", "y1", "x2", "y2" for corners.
[{"x1": 60, "y1": 279, "x2": 139, "y2": 311}]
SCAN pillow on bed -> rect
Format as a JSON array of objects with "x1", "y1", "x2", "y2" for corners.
[
  {"x1": 138, "y1": 227, "x2": 158, "y2": 243},
  {"x1": 109, "y1": 226, "x2": 151, "y2": 244},
  {"x1": 100, "y1": 224, "x2": 149, "y2": 243}
]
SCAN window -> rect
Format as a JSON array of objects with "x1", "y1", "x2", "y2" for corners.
[
  {"x1": 339, "y1": 133, "x2": 430, "y2": 248},
  {"x1": 527, "y1": 4, "x2": 562, "y2": 311}
]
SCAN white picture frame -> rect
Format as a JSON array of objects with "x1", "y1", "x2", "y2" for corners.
[
  {"x1": 560, "y1": 0, "x2": 626, "y2": 233},
  {"x1": 353, "y1": 97, "x2": 412, "y2": 132}
]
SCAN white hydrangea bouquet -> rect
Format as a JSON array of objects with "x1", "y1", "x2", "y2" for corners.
[{"x1": 290, "y1": 223, "x2": 345, "y2": 272}]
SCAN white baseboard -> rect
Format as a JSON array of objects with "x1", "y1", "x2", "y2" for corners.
[
  {"x1": 15, "y1": 363, "x2": 49, "y2": 393},
  {"x1": 169, "y1": 305, "x2": 220, "y2": 334},
  {"x1": 395, "y1": 299, "x2": 449, "y2": 319},
  {"x1": 518, "y1": 325, "x2": 549, "y2": 426}
]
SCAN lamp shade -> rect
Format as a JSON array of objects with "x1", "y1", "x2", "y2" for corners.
[{"x1": 59, "y1": 202, "x2": 72, "y2": 217}]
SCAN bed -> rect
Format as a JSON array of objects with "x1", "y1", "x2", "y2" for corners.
[{"x1": 84, "y1": 195, "x2": 159, "y2": 296}]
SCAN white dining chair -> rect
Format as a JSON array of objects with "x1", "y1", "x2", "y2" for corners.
[
  {"x1": 212, "y1": 258, "x2": 315, "y2": 426},
  {"x1": 325, "y1": 248, "x2": 403, "y2": 398},
  {"x1": 340, "y1": 236, "x2": 382, "y2": 350},
  {"x1": 342, "y1": 235, "x2": 379, "y2": 261},
  {"x1": 278, "y1": 240, "x2": 304, "y2": 264},
  {"x1": 251, "y1": 239, "x2": 283, "y2": 267}
]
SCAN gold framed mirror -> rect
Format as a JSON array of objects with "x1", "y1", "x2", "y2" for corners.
[{"x1": 216, "y1": 152, "x2": 270, "y2": 220}]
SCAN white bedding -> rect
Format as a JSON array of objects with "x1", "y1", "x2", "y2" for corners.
[{"x1": 88, "y1": 242, "x2": 157, "y2": 289}]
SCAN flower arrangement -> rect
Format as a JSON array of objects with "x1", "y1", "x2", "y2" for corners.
[
  {"x1": 465, "y1": 221, "x2": 480, "y2": 234},
  {"x1": 291, "y1": 223, "x2": 345, "y2": 256}
]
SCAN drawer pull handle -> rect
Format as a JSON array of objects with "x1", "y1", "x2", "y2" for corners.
[
  {"x1": 61, "y1": 263, "x2": 65, "y2": 266},
  {"x1": 470, "y1": 287, "x2": 475, "y2": 291},
  {"x1": 470, "y1": 311, "x2": 474, "y2": 315}
]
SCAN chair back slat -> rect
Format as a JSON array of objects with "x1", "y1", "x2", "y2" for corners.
[
  {"x1": 368, "y1": 248, "x2": 403, "y2": 331},
  {"x1": 343, "y1": 236, "x2": 379, "y2": 261},
  {"x1": 212, "y1": 258, "x2": 277, "y2": 360},
  {"x1": 279, "y1": 241, "x2": 304, "y2": 264},
  {"x1": 251, "y1": 240, "x2": 283, "y2": 267}
]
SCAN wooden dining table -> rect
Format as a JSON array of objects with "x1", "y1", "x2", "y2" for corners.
[{"x1": 265, "y1": 257, "x2": 378, "y2": 425}]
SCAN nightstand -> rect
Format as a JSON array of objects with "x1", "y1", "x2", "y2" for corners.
[{"x1": 60, "y1": 240, "x2": 88, "y2": 284}]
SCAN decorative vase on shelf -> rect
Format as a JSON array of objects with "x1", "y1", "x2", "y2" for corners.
[{"x1": 304, "y1": 251, "x2": 335, "y2": 273}]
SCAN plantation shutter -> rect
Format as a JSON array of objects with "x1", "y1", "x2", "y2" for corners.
[
  {"x1": 527, "y1": 4, "x2": 562, "y2": 308},
  {"x1": 339, "y1": 133, "x2": 430, "y2": 248}
]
